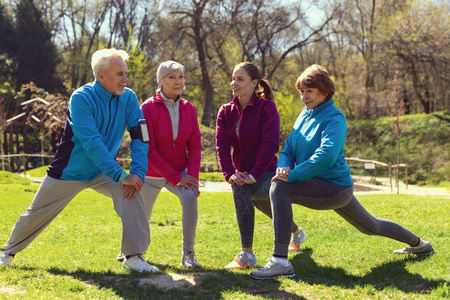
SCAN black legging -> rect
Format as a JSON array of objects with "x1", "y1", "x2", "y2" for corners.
[
  {"x1": 270, "y1": 178, "x2": 420, "y2": 258},
  {"x1": 231, "y1": 172, "x2": 299, "y2": 248}
]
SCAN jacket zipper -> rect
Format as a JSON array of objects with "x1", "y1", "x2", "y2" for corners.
[
  {"x1": 237, "y1": 105, "x2": 246, "y2": 171},
  {"x1": 105, "y1": 95, "x2": 115, "y2": 135}
]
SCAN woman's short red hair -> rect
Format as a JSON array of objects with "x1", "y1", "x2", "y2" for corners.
[{"x1": 295, "y1": 64, "x2": 335, "y2": 101}]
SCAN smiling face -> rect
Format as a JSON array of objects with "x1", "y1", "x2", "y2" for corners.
[
  {"x1": 97, "y1": 58, "x2": 128, "y2": 95},
  {"x1": 298, "y1": 86, "x2": 328, "y2": 110},
  {"x1": 160, "y1": 71, "x2": 185, "y2": 100},
  {"x1": 231, "y1": 67, "x2": 258, "y2": 102}
]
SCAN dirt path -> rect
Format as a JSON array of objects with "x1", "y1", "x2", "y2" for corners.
[
  {"x1": 21, "y1": 174, "x2": 450, "y2": 197},
  {"x1": 200, "y1": 175, "x2": 450, "y2": 197}
]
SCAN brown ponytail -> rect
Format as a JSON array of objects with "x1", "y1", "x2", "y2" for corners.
[
  {"x1": 234, "y1": 62, "x2": 274, "y2": 101},
  {"x1": 257, "y1": 79, "x2": 274, "y2": 100}
]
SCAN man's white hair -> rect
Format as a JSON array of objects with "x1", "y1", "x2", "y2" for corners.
[{"x1": 91, "y1": 48, "x2": 129, "y2": 80}]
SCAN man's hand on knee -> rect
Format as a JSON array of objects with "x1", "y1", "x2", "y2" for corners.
[
  {"x1": 122, "y1": 185, "x2": 139, "y2": 199},
  {"x1": 121, "y1": 174, "x2": 144, "y2": 198}
]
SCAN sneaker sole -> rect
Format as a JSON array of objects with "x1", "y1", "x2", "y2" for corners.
[
  {"x1": 250, "y1": 272, "x2": 295, "y2": 280},
  {"x1": 123, "y1": 264, "x2": 159, "y2": 273},
  {"x1": 181, "y1": 263, "x2": 202, "y2": 269},
  {"x1": 394, "y1": 249, "x2": 434, "y2": 256}
]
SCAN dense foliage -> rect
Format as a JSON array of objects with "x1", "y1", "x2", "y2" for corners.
[
  {"x1": 345, "y1": 112, "x2": 450, "y2": 185},
  {"x1": 0, "y1": 0, "x2": 448, "y2": 123}
]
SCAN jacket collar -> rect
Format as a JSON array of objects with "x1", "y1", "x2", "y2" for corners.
[
  {"x1": 94, "y1": 80, "x2": 117, "y2": 100},
  {"x1": 307, "y1": 99, "x2": 334, "y2": 116},
  {"x1": 231, "y1": 93, "x2": 258, "y2": 108},
  {"x1": 153, "y1": 92, "x2": 183, "y2": 104}
]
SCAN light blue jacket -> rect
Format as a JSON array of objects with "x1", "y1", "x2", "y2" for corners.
[
  {"x1": 278, "y1": 100, "x2": 353, "y2": 186},
  {"x1": 47, "y1": 81, "x2": 148, "y2": 182}
]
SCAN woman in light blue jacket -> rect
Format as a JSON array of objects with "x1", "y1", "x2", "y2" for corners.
[{"x1": 250, "y1": 64, "x2": 433, "y2": 280}]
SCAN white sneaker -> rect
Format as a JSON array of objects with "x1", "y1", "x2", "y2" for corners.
[
  {"x1": 123, "y1": 255, "x2": 159, "y2": 273},
  {"x1": 394, "y1": 240, "x2": 434, "y2": 255},
  {"x1": 0, "y1": 252, "x2": 14, "y2": 266}
]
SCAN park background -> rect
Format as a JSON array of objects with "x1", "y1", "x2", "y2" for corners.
[
  {"x1": 0, "y1": 0, "x2": 449, "y2": 299},
  {"x1": 0, "y1": 0, "x2": 449, "y2": 187}
]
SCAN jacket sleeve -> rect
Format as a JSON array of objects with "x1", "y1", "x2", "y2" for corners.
[
  {"x1": 186, "y1": 104, "x2": 202, "y2": 179},
  {"x1": 68, "y1": 93, "x2": 124, "y2": 182},
  {"x1": 249, "y1": 101, "x2": 280, "y2": 181},
  {"x1": 142, "y1": 101, "x2": 183, "y2": 185},
  {"x1": 126, "y1": 93, "x2": 149, "y2": 182},
  {"x1": 287, "y1": 113, "x2": 347, "y2": 182},
  {"x1": 215, "y1": 105, "x2": 235, "y2": 182}
]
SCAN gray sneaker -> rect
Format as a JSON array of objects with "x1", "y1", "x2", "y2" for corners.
[
  {"x1": 225, "y1": 252, "x2": 257, "y2": 270},
  {"x1": 181, "y1": 251, "x2": 202, "y2": 269},
  {"x1": 123, "y1": 255, "x2": 160, "y2": 273},
  {"x1": 250, "y1": 258, "x2": 295, "y2": 280},
  {"x1": 394, "y1": 240, "x2": 434, "y2": 255},
  {"x1": 289, "y1": 229, "x2": 307, "y2": 252},
  {"x1": 0, "y1": 252, "x2": 14, "y2": 266}
]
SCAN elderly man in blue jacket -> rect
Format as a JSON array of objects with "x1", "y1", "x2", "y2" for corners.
[{"x1": 0, "y1": 48, "x2": 158, "y2": 273}]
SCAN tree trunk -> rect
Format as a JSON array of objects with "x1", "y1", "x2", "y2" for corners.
[{"x1": 192, "y1": 11, "x2": 214, "y2": 127}]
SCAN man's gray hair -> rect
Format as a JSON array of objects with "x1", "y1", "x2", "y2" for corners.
[{"x1": 91, "y1": 48, "x2": 129, "y2": 81}]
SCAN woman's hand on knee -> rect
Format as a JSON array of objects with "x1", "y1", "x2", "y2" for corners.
[
  {"x1": 271, "y1": 173, "x2": 289, "y2": 184},
  {"x1": 228, "y1": 172, "x2": 248, "y2": 186}
]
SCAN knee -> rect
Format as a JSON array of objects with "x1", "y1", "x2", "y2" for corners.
[
  {"x1": 231, "y1": 184, "x2": 249, "y2": 200},
  {"x1": 180, "y1": 190, "x2": 197, "y2": 205},
  {"x1": 269, "y1": 180, "x2": 285, "y2": 198}
]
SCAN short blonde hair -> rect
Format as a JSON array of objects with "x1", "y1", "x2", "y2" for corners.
[
  {"x1": 295, "y1": 64, "x2": 335, "y2": 101},
  {"x1": 91, "y1": 48, "x2": 129, "y2": 80}
]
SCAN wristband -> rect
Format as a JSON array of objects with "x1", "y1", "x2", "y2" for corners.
[
  {"x1": 117, "y1": 172, "x2": 128, "y2": 183},
  {"x1": 130, "y1": 119, "x2": 149, "y2": 143}
]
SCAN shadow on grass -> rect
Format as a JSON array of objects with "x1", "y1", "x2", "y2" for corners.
[
  {"x1": 291, "y1": 247, "x2": 448, "y2": 294},
  {"x1": 44, "y1": 264, "x2": 306, "y2": 300}
]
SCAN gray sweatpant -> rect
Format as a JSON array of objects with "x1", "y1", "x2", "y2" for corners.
[
  {"x1": 3, "y1": 174, "x2": 150, "y2": 257},
  {"x1": 270, "y1": 178, "x2": 420, "y2": 258},
  {"x1": 231, "y1": 172, "x2": 299, "y2": 248},
  {"x1": 141, "y1": 176, "x2": 198, "y2": 253}
]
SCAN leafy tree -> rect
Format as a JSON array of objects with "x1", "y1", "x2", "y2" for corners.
[
  {"x1": 377, "y1": 0, "x2": 450, "y2": 113},
  {"x1": 14, "y1": 0, "x2": 63, "y2": 92}
]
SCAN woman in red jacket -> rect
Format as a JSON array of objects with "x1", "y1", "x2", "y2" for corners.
[
  {"x1": 215, "y1": 62, "x2": 306, "y2": 270},
  {"x1": 141, "y1": 60, "x2": 202, "y2": 269}
]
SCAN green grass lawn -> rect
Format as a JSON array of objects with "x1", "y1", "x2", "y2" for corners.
[{"x1": 0, "y1": 176, "x2": 449, "y2": 299}]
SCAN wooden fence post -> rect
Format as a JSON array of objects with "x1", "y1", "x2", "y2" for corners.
[
  {"x1": 405, "y1": 165, "x2": 408, "y2": 190},
  {"x1": 23, "y1": 153, "x2": 26, "y2": 176}
]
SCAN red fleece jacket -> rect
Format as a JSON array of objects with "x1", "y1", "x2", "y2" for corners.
[{"x1": 141, "y1": 93, "x2": 202, "y2": 185}]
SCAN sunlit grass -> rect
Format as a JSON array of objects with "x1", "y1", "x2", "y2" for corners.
[{"x1": 1, "y1": 180, "x2": 449, "y2": 299}]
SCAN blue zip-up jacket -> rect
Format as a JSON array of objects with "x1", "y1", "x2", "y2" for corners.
[
  {"x1": 278, "y1": 100, "x2": 353, "y2": 186},
  {"x1": 47, "y1": 81, "x2": 148, "y2": 182}
]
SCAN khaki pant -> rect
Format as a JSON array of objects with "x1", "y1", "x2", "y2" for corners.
[{"x1": 4, "y1": 174, "x2": 150, "y2": 257}]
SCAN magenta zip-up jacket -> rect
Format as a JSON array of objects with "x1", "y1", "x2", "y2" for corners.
[
  {"x1": 141, "y1": 93, "x2": 202, "y2": 186},
  {"x1": 215, "y1": 93, "x2": 280, "y2": 182}
]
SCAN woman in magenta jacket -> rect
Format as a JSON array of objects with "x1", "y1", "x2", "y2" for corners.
[
  {"x1": 215, "y1": 62, "x2": 306, "y2": 270},
  {"x1": 140, "y1": 60, "x2": 202, "y2": 269}
]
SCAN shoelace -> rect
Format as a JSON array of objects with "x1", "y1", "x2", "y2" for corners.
[{"x1": 262, "y1": 257, "x2": 277, "y2": 269}]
